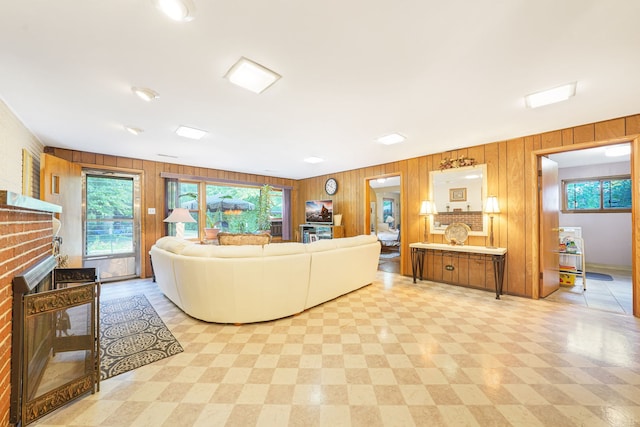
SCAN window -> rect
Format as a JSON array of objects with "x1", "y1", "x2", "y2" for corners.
[
  {"x1": 85, "y1": 175, "x2": 135, "y2": 255},
  {"x1": 166, "y1": 178, "x2": 285, "y2": 238},
  {"x1": 562, "y1": 175, "x2": 631, "y2": 212}
]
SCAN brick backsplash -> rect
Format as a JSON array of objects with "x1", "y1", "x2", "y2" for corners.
[
  {"x1": 434, "y1": 211, "x2": 483, "y2": 231},
  {"x1": 0, "y1": 206, "x2": 53, "y2": 427}
]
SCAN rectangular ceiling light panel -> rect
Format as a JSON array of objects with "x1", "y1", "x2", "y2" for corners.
[
  {"x1": 175, "y1": 125, "x2": 207, "y2": 140},
  {"x1": 525, "y1": 82, "x2": 577, "y2": 108},
  {"x1": 225, "y1": 57, "x2": 281, "y2": 94}
]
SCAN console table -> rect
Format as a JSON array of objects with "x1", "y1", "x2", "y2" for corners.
[{"x1": 409, "y1": 243, "x2": 507, "y2": 299}]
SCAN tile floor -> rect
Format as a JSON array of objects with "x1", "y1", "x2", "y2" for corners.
[
  {"x1": 32, "y1": 271, "x2": 640, "y2": 426},
  {"x1": 544, "y1": 267, "x2": 633, "y2": 315}
]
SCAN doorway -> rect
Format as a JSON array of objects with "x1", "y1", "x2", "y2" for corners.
[
  {"x1": 367, "y1": 175, "x2": 402, "y2": 274},
  {"x1": 82, "y1": 169, "x2": 141, "y2": 282},
  {"x1": 537, "y1": 142, "x2": 634, "y2": 314}
]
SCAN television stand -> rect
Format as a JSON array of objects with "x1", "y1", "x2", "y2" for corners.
[{"x1": 299, "y1": 224, "x2": 344, "y2": 242}]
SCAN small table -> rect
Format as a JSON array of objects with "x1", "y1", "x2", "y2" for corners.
[{"x1": 410, "y1": 242, "x2": 507, "y2": 299}]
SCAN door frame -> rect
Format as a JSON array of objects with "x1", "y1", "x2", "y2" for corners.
[
  {"x1": 530, "y1": 135, "x2": 639, "y2": 316},
  {"x1": 82, "y1": 167, "x2": 143, "y2": 281},
  {"x1": 365, "y1": 172, "x2": 404, "y2": 275}
]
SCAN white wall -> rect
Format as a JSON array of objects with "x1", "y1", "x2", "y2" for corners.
[
  {"x1": 558, "y1": 161, "x2": 631, "y2": 269},
  {"x1": 0, "y1": 98, "x2": 43, "y2": 193}
]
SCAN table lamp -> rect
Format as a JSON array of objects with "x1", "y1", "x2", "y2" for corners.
[
  {"x1": 484, "y1": 196, "x2": 500, "y2": 248},
  {"x1": 385, "y1": 215, "x2": 395, "y2": 229},
  {"x1": 419, "y1": 200, "x2": 437, "y2": 243},
  {"x1": 164, "y1": 208, "x2": 196, "y2": 239}
]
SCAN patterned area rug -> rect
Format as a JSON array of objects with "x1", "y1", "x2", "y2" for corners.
[{"x1": 100, "y1": 294, "x2": 183, "y2": 380}]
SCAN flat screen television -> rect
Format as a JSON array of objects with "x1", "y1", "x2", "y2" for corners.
[{"x1": 305, "y1": 199, "x2": 333, "y2": 224}]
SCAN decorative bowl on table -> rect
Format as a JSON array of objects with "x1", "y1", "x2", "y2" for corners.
[{"x1": 444, "y1": 223, "x2": 470, "y2": 245}]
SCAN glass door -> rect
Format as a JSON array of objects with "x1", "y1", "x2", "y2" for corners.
[{"x1": 82, "y1": 170, "x2": 141, "y2": 281}]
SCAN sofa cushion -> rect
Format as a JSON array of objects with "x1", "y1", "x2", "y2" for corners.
[
  {"x1": 218, "y1": 232, "x2": 272, "y2": 246},
  {"x1": 305, "y1": 238, "x2": 340, "y2": 253},
  {"x1": 154, "y1": 236, "x2": 194, "y2": 254},
  {"x1": 335, "y1": 234, "x2": 379, "y2": 248},
  {"x1": 263, "y1": 242, "x2": 306, "y2": 256},
  {"x1": 181, "y1": 244, "x2": 264, "y2": 258}
]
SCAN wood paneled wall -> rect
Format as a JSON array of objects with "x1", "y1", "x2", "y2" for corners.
[
  {"x1": 43, "y1": 147, "x2": 298, "y2": 278},
  {"x1": 297, "y1": 114, "x2": 640, "y2": 312},
  {"x1": 46, "y1": 113, "x2": 640, "y2": 317}
]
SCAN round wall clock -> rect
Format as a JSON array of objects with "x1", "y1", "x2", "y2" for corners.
[{"x1": 325, "y1": 178, "x2": 338, "y2": 195}]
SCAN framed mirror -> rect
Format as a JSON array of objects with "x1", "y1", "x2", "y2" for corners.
[{"x1": 429, "y1": 164, "x2": 488, "y2": 236}]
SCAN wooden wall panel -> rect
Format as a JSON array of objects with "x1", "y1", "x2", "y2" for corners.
[
  {"x1": 505, "y1": 139, "x2": 526, "y2": 296},
  {"x1": 573, "y1": 124, "x2": 595, "y2": 144},
  {"x1": 523, "y1": 135, "x2": 539, "y2": 297},
  {"x1": 626, "y1": 114, "x2": 640, "y2": 134},
  {"x1": 46, "y1": 112, "x2": 640, "y2": 314},
  {"x1": 595, "y1": 118, "x2": 625, "y2": 141}
]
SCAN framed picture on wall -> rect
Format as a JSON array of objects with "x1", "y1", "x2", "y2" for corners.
[{"x1": 449, "y1": 188, "x2": 467, "y2": 202}]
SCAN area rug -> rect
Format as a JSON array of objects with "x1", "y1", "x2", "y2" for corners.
[
  {"x1": 586, "y1": 272, "x2": 614, "y2": 281},
  {"x1": 100, "y1": 294, "x2": 183, "y2": 380}
]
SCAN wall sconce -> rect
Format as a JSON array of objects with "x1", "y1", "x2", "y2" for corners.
[
  {"x1": 164, "y1": 208, "x2": 196, "y2": 239},
  {"x1": 484, "y1": 196, "x2": 500, "y2": 248},
  {"x1": 419, "y1": 200, "x2": 437, "y2": 243}
]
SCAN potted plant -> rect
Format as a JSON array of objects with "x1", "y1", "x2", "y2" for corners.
[
  {"x1": 204, "y1": 212, "x2": 220, "y2": 240},
  {"x1": 256, "y1": 184, "x2": 274, "y2": 233}
]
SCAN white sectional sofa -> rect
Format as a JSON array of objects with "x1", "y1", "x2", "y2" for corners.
[{"x1": 149, "y1": 235, "x2": 381, "y2": 323}]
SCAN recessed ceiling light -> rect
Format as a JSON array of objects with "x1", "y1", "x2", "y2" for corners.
[
  {"x1": 376, "y1": 178, "x2": 387, "y2": 183},
  {"x1": 175, "y1": 125, "x2": 207, "y2": 140},
  {"x1": 124, "y1": 126, "x2": 143, "y2": 135},
  {"x1": 525, "y1": 82, "x2": 576, "y2": 108},
  {"x1": 225, "y1": 57, "x2": 281, "y2": 94},
  {"x1": 304, "y1": 156, "x2": 324, "y2": 164},
  {"x1": 132, "y1": 86, "x2": 159, "y2": 102},
  {"x1": 377, "y1": 133, "x2": 405, "y2": 145},
  {"x1": 605, "y1": 144, "x2": 630, "y2": 157},
  {"x1": 153, "y1": 0, "x2": 196, "y2": 22}
]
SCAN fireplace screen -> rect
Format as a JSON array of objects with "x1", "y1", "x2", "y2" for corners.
[{"x1": 12, "y1": 262, "x2": 99, "y2": 426}]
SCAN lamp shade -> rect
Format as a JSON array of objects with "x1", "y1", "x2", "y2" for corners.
[
  {"x1": 163, "y1": 208, "x2": 196, "y2": 223},
  {"x1": 385, "y1": 216, "x2": 395, "y2": 223},
  {"x1": 419, "y1": 200, "x2": 437, "y2": 215},
  {"x1": 484, "y1": 196, "x2": 500, "y2": 214}
]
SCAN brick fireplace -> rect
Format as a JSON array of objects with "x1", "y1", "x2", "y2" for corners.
[{"x1": 0, "y1": 191, "x2": 60, "y2": 426}]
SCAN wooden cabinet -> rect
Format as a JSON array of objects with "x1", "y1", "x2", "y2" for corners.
[{"x1": 299, "y1": 224, "x2": 344, "y2": 242}]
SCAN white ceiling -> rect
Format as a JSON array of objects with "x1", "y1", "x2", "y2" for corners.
[
  {"x1": 1, "y1": 1, "x2": 639, "y2": 180},
  {"x1": 549, "y1": 143, "x2": 630, "y2": 168}
]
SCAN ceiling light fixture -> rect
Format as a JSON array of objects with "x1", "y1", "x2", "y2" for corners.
[
  {"x1": 376, "y1": 178, "x2": 387, "y2": 183},
  {"x1": 304, "y1": 156, "x2": 324, "y2": 164},
  {"x1": 525, "y1": 82, "x2": 576, "y2": 108},
  {"x1": 225, "y1": 57, "x2": 281, "y2": 94},
  {"x1": 377, "y1": 133, "x2": 406, "y2": 145},
  {"x1": 175, "y1": 125, "x2": 207, "y2": 140},
  {"x1": 605, "y1": 144, "x2": 631, "y2": 157},
  {"x1": 153, "y1": 0, "x2": 196, "y2": 22},
  {"x1": 124, "y1": 126, "x2": 143, "y2": 135},
  {"x1": 131, "y1": 86, "x2": 159, "y2": 102}
]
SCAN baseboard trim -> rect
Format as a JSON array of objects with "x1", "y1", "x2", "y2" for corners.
[{"x1": 585, "y1": 262, "x2": 632, "y2": 272}]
